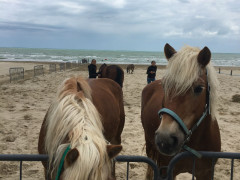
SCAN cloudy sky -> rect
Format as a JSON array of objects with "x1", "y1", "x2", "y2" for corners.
[{"x1": 0, "y1": 0, "x2": 239, "y2": 52}]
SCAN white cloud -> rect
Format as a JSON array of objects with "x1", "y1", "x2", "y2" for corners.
[
  {"x1": 203, "y1": 31, "x2": 218, "y2": 36},
  {"x1": 57, "y1": 2, "x2": 87, "y2": 14},
  {"x1": 164, "y1": 30, "x2": 183, "y2": 37},
  {"x1": 230, "y1": 25, "x2": 240, "y2": 35},
  {"x1": 89, "y1": 0, "x2": 126, "y2": 8},
  {"x1": 195, "y1": 15, "x2": 205, "y2": 19}
]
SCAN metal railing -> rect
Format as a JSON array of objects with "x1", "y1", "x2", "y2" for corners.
[
  {"x1": 0, "y1": 154, "x2": 48, "y2": 180},
  {"x1": 59, "y1": 63, "x2": 65, "y2": 71},
  {"x1": 218, "y1": 68, "x2": 240, "y2": 76},
  {"x1": 34, "y1": 65, "x2": 44, "y2": 77},
  {"x1": 0, "y1": 154, "x2": 158, "y2": 180},
  {"x1": 115, "y1": 155, "x2": 159, "y2": 180},
  {"x1": 166, "y1": 151, "x2": 240, "y2": 180},
  {"x1": 2, "y1": 152, "x2": 240, "y2": 179},
  {"x1": 49, "y1": 64, "x2": 56, "y2": 73},
  {"x1": 66, "y1": 62, "x2": 71, "y2": 69},
  {"x1": 9, "y1": 67, "x2": 24, "y2": 83}
]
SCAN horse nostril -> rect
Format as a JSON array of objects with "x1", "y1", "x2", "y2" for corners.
[{"x1": 170, "y1": 135, "x2": 178, "y2": 147}]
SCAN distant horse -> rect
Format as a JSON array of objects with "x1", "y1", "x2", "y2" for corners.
[
  {"x1": 141, "y1": 43, "x2": 221, "y2": 179},
  {"x1": 127, "y1": 64, "x2": 135, "y2": 74},
  {"x1": 82, "y1": 58, "x2": 88, "y2": 64},
  {"x1": 98, "y1": 64, "x2": 124, "y2": 88},
  {"x1": 38, "y1": 77, "x2": 125, "y2": 180}
]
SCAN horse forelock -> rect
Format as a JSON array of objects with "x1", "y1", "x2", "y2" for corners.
[
  {"x1": 162, "y1": 45, "x2": 219, "y2": 117},
  {"x1": 162, "y1": 46, "x2": 201, "y2": 96},
  {"x1": 45, "y1": 77, "x2": 111, "y2": 179}
]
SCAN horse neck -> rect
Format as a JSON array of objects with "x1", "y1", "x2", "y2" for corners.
[{"x1": 188, "y1": 114, "x2": 220, "y2": 151}]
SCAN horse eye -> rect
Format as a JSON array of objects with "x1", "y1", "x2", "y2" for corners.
[{"x1": 194, "y1": 86, "x2": 203, "y2": 94}]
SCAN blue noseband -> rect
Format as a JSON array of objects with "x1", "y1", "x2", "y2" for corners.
[{"x1": 158, "y1": 108, "x2": 189, "y2": 136}]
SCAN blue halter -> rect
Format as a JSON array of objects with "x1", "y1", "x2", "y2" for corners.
[{"x1": 158, "y1": 70, "x2": 210, "y2": 158}]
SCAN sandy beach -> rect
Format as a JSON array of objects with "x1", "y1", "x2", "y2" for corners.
[{"x1": 0, "y1": 61, "x2": 240, "y2": 179}]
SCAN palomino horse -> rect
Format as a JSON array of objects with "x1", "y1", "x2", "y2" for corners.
[
  {"x1": 98, "y1": 64, "x2": 124, "y2": 88},
  {"x1": 38, "y1": 77, "x2": 125, "y2": 180},
  {"x1": 141, "y1": 44, "x2": 221, "y2": 179},
  {"x1": 127, "y1": 64, "x2": 135, "y2": 74}
]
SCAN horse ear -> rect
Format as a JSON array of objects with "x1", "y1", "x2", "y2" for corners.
[
  {"x1": 65, "y1": 148, "x2": 79, "y2": 166},
  {"x1": 107, "y1": 145, "x2": 122, "y2": 159},
  {"x1": 164, "y1": 43, "x2": 177, "y2": 60},
  {"x1": 197, "y1": 47, "x2": 211, "y2": 67}
]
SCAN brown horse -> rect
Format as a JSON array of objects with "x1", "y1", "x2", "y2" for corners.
[
  {"x1": 38, "y1": 77, "x2": 125, "y2": 180},
  {"x1": 141, "y1": 44, "x2": 221, "y2": 179},
  {"x1": 98, "y1": 64, "x2": 124, "y2": 88},
  {"x1": 127, "y1": 64, "x2": 135, "y2": 74}
]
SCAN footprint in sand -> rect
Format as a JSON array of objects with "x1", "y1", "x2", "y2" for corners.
[{"x1": 4, "y1": 135, "x2": 17, "y2": 142}]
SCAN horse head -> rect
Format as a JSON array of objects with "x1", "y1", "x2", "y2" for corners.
[
  {"x1": 56, "y1": 144, "x2": 122, "y2": 180},
  {"x1": 98, "y1": 63, "x2": 107, "y2": 78},
  {"x1": 155, "y1": 43, "x2": 216, "y2": 156}
]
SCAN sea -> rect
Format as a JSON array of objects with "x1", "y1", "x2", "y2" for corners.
[{"x1": 0, "y1": 47, "x2": 240, "y2": 67}]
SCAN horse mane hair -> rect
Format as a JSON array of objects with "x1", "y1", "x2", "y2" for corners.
[
  {"x1": 44, "y1": 77, "x2": 111, "y2": 179},
  {"x1": 162, "y1": 45, "x2": 219, "y2": 118}
]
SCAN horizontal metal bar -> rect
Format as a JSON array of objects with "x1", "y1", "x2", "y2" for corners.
[
  {"x1": 9, "y1": 67, "x2": 24, "y2": 70},
  {"x1": 115, "y1": 155, "x2": 157, "y2": 163},
  {"x1": 0, "y1": 154, "x2": 48, "y2": 161}
]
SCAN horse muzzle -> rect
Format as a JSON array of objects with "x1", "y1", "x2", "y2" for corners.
[
  {"x1": 154, "y1": 112, "x2": 185, "y2": 156},
  {"x1": 155, "y1": 130, "x2": 183, "y2": 156}
]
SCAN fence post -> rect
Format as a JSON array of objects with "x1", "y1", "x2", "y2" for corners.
[
  {"x1": 219, "y1": 68, "x2": 220, "y2": 74},
  {"x1": 9, "y1": 68, "x2": 12, "y2": 83},
  {"x1": 230, "y1": 70, "x2": 232, "y2": 76}
]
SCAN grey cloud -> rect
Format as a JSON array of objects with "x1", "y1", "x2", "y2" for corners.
[
  {"x1": 0, "y1": 22, "x2": 66, "y2": 32},
  {"x1": 0, "y1": 0, "x2": 239, "y2": 52}
]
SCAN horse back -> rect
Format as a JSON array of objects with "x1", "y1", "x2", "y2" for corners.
[
  {"x1": 88, "y1": 78, "x2": 125, "y2": 144},
  {"x1": 101, "y1": 65, "x2": 124, "y2": 88}
]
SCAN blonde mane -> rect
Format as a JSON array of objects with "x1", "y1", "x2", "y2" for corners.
[
  {"x1": 162, "y1": 45, "x2": 219, "y2": 117},
  {"x1": 44, "y1": 77, "x2": 111, "y2": 179}
]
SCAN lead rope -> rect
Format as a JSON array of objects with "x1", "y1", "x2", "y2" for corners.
[
  {"x1": 55, "y1": 145, "x2": 71, "y2": 180},
  {"x1": 183, "y1": 145, "x2": 202, "y2": 158}
]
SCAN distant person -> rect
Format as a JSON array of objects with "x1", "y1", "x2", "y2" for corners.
[
  {"x1": 146, "y1": 61, "x2": 157, "y2": 84},
  {"x1": 88, "y1": 59, "x2": 98, "y2": 78}
]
